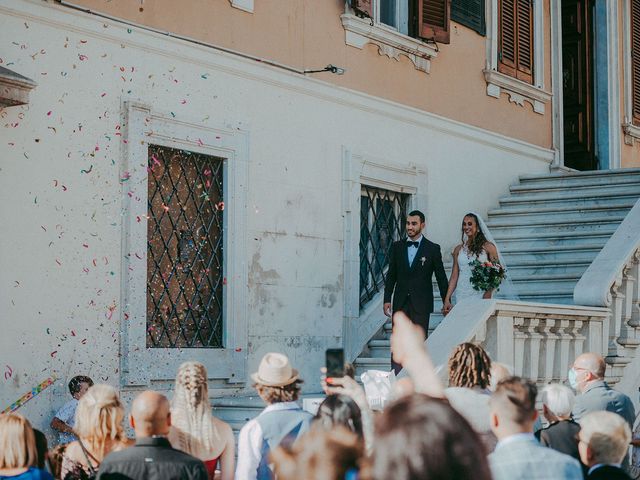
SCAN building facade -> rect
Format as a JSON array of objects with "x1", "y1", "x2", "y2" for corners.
[{"x1": 1, "y1": 0, "x2": 639, "y2": 437}]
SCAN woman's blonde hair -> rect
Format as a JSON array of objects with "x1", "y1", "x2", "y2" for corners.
[
  {"x1": 170, "y1": 361, "x2": 221, "y2": 459},
  {"x1": 0, "y1": 413, "x2": 38, "y2": 469},
  {"x1": 74, "y1": 384, "x2": 125, "y2": 460}
]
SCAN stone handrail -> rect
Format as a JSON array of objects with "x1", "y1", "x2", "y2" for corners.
[
  {"x1": 574, "y1": 199, "x2": 640, "y2": 307},
  {"x1": 573, "y1": 200, "x2": 640, "y2": 370},
  {"x1": 425, "y1": 298, "x2": 610, "y2": 384}
]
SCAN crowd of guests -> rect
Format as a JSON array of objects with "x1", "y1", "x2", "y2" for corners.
[{"x1": 1, "y1": 311, "x2": 638, "y2": 479}]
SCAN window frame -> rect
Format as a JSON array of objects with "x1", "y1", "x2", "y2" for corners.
[
  {"x1": 120, "y1": 101, "x2": 248, "y2": 387},
  {"x1": 342, "y1": 147, "x2": 423, "y2": 361},
  {"x1": 483, "y1": 0, "x2": 550, "y2": 114}
]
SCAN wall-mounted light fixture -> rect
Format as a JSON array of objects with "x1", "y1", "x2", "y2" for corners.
[{"x1": 304, "y1": 64, "x2": 346, "y2": 75}]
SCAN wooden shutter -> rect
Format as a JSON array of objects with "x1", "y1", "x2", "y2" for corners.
[
  {"x1": 418, "y1": 0, "x2": 451, "y2": 44},
  {"x1": 352, "y1": 0, "x2": 373, "y2": 18},
  {"x1": 632, "y1": 0, "x2": 640, "y2": 125},
  {"x1": 451, "y1": 0, "x2": 486, "y2": 36},
  {"x1": 498, "y1": 0, "x2": 533, "y2": 84}
]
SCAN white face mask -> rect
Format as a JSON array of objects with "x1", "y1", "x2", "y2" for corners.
[{"x1": 568, "y1": 368, "x2": 579, "y2": 390}]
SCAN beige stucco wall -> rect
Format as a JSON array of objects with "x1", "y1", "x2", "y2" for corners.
[{"x1": 67, "y1": 0, "x2": 553, "y2": 148}]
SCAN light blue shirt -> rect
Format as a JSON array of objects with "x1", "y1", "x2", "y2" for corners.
[{"x1": 407, "y1": 236, "x2": 423, "y2": 266}]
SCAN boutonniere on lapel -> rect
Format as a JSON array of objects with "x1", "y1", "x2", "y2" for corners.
[{"x1": 420, "y1": 256, "x2": 426, "y2": 266}]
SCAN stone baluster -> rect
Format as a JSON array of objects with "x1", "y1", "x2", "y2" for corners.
[
  {"x1": 539, "y1": 318, "x2": 556, "y2": 384},
  {"x1": 628, "y1": 250, "x2": 640, "y2": 330},
  {"x1": 525, "y1": 318, "x2": 541, "y2": 382},
  {"x1": 618, "y1": 262, "x2": 640, "y2": 349},
  {"x1": 554, "y1": 320, "x2": 571, "y2": 382},
  {"x1": 608, "y1": 273, "x2": 626, "y2": 358},
  {"x1": 512, "y1": 317, "x2": 526, "y2": 377}
]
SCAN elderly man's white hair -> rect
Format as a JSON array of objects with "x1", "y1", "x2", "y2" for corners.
[
  {"x1": 540, "y1": 383, "x2": 574, "y2": 418},
  {"x1": 579, "y1": 411, "x2": 631, "y2": 465}
]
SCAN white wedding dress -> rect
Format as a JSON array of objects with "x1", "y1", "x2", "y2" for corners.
[{"x1": 454, "y1": 245, "x2": 488, "y2": 304}]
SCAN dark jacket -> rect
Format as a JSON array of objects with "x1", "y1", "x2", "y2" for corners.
[
  {"x1": 96, "y1": 437, "x2": 207, "y2": 480},
  {"x1": 383, "y1": 237, "x2": 448, "y2": 314},
  {"x1": 537, "y1": 419, "x2": 581, "y2": 461},
  {"x1": 587, "y1": 465, "x2": 631, "y2": 480}
]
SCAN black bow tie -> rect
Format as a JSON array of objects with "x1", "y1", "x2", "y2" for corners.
[{"x1": 407, "y1": 241, "x2": 420, "y2": 248}]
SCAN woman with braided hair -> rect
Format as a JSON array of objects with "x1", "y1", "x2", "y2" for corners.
[
  {"x1": 444, "y1": 342, "x2": 497, "y2": 453},
  {"x1": 168, "y1": 361, "x2": 235, "y2": 480}
]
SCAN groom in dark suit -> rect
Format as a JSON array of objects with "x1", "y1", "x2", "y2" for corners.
[{"x1": 384, "y1": 210, "x2": 449, "y2": 374}]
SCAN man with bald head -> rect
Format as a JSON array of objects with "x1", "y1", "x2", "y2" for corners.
[
  {"x1": 97, "y1": 391, "x2": 207, "y2": 480},
  {"x1": 570, "y1": 352, "x2": 635, "y2": 429}
]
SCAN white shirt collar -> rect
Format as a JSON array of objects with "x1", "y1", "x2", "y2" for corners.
[
  {"x1": 407, "y1": 235, "x2": 424, "y2": 244},
  {"x1": 261, "y1": 401, "x2": 301, "y2": 414},
  {"x1": 496, "y1": 432, "x2": 536, "y2": 450}
]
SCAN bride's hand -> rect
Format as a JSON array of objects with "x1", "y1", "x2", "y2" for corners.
[{"x1": 442, "y1": 301, "x2": 453, "y2": 315}]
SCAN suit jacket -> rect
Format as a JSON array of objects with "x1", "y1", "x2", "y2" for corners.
[
  {"x1": 588, "y1": 465, "x2": 631, "y2": 480},
  {"x1": 383, "y1": 237, "x2": 449, "y2": 315},
  {"x1": 96, "y1": 437, "x2": 207, "y2": 480},
  {"x1": 537, "y1": 419, "x2": 582, "y2": 462},
  {"x1": 489, "y1": 434, "x2": 583, "y2": 480},
  {"x1": 573, "y1": 381, "x2": 636, "y2": 429}
]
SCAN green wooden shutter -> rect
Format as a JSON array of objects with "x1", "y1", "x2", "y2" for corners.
[{"x1": 451, "y1": 0, "x2": 486, "y2": 36}]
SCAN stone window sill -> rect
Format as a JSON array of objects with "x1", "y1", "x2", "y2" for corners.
[
  {"x1": 623, "y1": 122, "x2": 640, "y2": 145},
  {"x1": 341, "y1": 13, "x2": 438, "y2": 74},
  {"x1": 483, "y1": 69, "x2": 551, "y2": 114},
  {"x1": 230, "y1": 0, "x2": 253, "y2": 13},
  {"x1": 0, "y1": 66, "x2": 36, "y2": 108}
]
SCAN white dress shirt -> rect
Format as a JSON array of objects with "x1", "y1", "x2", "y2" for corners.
[
  {"x1": 234, "y1": 401, "x2": 302, "y2": 480},
  {"x1": 407, "y1": 236, "x2": 423, "y2": 266}
]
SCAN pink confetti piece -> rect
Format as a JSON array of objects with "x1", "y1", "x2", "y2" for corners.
[
  {"x1": 215, "y1": 201, "x2": 225, "y2": 211},
  {"x1": 81, "y1": 339, "x2": 87, "y2": 344},
  {"x1": 78, "y1": 54, "x2": 88, "y2": 61},
  {"x1": 50, "y1": 351, "x2": 57, "y2": 358},
  {"x1": 82, "y1": 267, "x2": 89, "y2": 273},
  {"x1": 47, "y1": 111, "x2": 52, "y2": 116},
  {"x1": 92, "y1": 259, "x2": 97, "y2": 267},
  {"x1": 40, "y1": 225, "x2": 47, "y2": 232},
  {"x1": 55, "y1": 259, "x2": 62, "y2": 266},
  {"x1": 5, "y1": 365, "x2": 13, "y2": 380},
  {"x1": 82, "y1": 243, "x2": 89, "y2": 248},
  {"x1": 71, "y1": 330, "x2": 76, "y2": 336},
  {"x1": 197, "y1": 138, "x2": 203, "y2": 146}
]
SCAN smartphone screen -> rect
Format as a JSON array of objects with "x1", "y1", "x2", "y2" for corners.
[{"x1": 326, "y1": 348, "x2": 344, "y2": 378}]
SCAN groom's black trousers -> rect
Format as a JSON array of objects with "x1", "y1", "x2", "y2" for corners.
[{"x1": 391, "y1": 297, "x2": 430, "y2": 375}]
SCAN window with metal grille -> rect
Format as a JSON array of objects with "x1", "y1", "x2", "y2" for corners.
[
  {"x1": 359, "y1": 186, "x2": 409, "y2": 310},
  {"x1": 632, "y1": 0, "x2": 640, "y2": 126},
  {"x1": 146, "y1": 145, "x2": 224, "y2": 348}
]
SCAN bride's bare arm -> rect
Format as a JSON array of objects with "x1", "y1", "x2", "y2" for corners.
[
  {"x1": 442, "y1": 245, "x2": 461, "y2": 313},
  {"x1": 484, "y1": 242, "x2": 499, "y2": 262}
]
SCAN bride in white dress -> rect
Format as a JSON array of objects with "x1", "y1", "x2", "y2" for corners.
[{"x1": 442, "y1": 213, "x2": 499, "y2": 315}]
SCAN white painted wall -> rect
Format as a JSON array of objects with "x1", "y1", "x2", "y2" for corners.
[{"x1": 0, "y1": 0, "x2": 552, "y2": 440}]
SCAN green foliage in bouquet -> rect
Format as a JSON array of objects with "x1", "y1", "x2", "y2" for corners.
[{"x1": 469, "y1": 259, "x2": 507, "y2": 292}]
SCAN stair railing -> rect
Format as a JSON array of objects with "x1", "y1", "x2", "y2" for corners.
[
  {"x1": 426, "y1": 298, "x2": 609, "y2": 385},
  {"x1": 574, "y1": 200, "x2": 640, "y2": 377}
]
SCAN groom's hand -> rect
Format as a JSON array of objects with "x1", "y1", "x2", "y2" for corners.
[{"x1": 383, "y1": 303, "x2": 392, "y2": 317}]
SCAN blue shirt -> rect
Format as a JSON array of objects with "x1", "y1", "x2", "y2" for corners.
[
  {"x1": 407, "y1": 236, "x2": 423, "y2": 266},
  {"x1": 0, "y1": 468, "x2": 54, "y2": 480}
]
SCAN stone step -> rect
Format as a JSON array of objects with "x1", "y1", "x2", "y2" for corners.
[
  {"x1": 501, "y1": 248, "x2": 600, "y2": 264},
  {"x1": 499, "y1": 194, "x2": 640, "y2": 210},
  {"x1": 518, "y1": 169, "x2": 640, "y2": 186},
  {"x1": 486, "y1": 215, "x2": 626, "y2": 230},
  {"x1": 492, "y1": 229, "x2": 616, "y2": 249},
  {"x1": 510, "y1": 179, "x2": 640, "y2": 197},
  {"x1": 506, "y1": 262, "x2": 589, "y2": 276},
  {"x1": 501, "y1": 184, "x2": 640, "y2": 205},
  {"x1": 488, "y1": 200, "x2": 635, "y2": 219}
]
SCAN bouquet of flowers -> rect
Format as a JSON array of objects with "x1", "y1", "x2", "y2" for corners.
[{"x1": 469, "y1": 259, "x2": 507, "y2": 292}]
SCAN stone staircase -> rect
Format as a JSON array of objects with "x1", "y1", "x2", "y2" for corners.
[
  {"x1": 352, "y1": 169, "x2": 640, "y2": 376},
  {"x1": 212, "y1": 169, "x2": 640, "y2": 432}
]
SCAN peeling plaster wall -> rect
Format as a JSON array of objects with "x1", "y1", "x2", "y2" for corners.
[{"x1": 0, "y1": 1, "x2": 552, "y2": 440}]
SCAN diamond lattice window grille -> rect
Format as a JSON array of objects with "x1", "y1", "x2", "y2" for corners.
[
  {"x1": 359, "y1": 186, "x2": 409, "y2": 310},
  {"x1": 146, "y1": 145, "x2": 224, "y2": 348}
]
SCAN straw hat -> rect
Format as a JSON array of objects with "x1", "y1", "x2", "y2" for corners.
[{"x1": 251, "y1": 352, "x2": 299, "y2": 387}]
